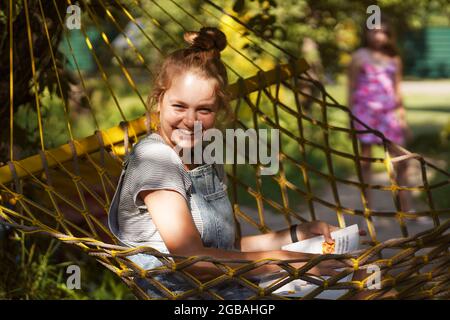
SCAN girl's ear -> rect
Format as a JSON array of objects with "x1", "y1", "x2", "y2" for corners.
[{"x1": 156, "y1": 93, "x2": 164, "y2": 112}]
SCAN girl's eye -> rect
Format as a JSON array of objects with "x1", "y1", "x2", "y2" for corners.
[
  {"x1": 173, "y1": 104, "x2": 185, "y2": 109},
  {"x1": 199, "y1": 108, "x2": 213, "y2": 114}
]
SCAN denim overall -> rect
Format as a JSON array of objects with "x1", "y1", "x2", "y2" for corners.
[{"x1": 108, "y1": 157, "x2": 257, "y2": 299}]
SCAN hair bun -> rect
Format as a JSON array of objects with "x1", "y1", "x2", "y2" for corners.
[{"x1": 184, "y1": 27, "x2": 227, "y2": 53}]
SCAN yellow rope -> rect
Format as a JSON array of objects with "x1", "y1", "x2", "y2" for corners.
[
  {"x1": 115, "y1": 0, "x2": 165, "y2": 58},
  {"x1": 23, "y1": 0, "x2": 45, "y2": 151},
  {"x1": 98, "y1": 0, "x2": 154, "y2": 75},
  {"x1": 1, "y1": 1, "x2": 449, "y2": 300},
  {"x1": 51, "y1": 0, "x2": 101, "y2": 131},
  {"x1": 0, "y1": 59, "x2": 308, "y2": 185},
  {"x1": 77, "y1": 0, "x2": 148, "y2": 114},
  {"x1": 37, "y1": 0, "x2": 75, "y2": 142},
  {"x1": 9, "y1": 0, "x2": 14, "y2": 161}
]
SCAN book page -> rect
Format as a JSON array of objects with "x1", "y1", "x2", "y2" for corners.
[{"x1": 258, "y1": 224, "x2": 360, "y2": 299}]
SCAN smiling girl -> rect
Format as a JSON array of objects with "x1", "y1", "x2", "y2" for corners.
[{"x1": 108, "y1": 27, "x2": 348, "y2": 299}]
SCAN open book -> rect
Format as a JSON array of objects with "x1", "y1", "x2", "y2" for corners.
[{"x1": 258, "y1": 224, "x2": 360, "y2": 299}]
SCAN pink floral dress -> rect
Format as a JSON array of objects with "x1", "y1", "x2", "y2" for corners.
[{"x1": 351, "y1": 58, "x2": 405, "y2": 145}]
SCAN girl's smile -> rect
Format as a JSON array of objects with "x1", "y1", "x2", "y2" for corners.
[{"x1": 157, "y1": 71, "x2": 218, "y2": 150}]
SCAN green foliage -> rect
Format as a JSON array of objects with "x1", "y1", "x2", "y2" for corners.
[
  {"x1": 0, "y1": 230, "x2": 135, "y2": 299},
  {"x1": 227, "y1": 0, "x2": 450, "y2": 77},
  {"x1": 87, "y1": 271, "x2": 135, "y2": 300}
]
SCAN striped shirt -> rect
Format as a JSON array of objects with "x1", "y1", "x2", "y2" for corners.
[{"x1": 117, "y1": 133, "x2": 204, "y2": 251}]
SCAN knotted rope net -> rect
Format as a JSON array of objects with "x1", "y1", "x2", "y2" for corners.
[{"x1": 0, "y1": 0, "x2": 449, "y2": 299}]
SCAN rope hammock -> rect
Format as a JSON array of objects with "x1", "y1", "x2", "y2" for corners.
[{"x1": 1, "y1": 0, "x2": 449, "y2": 300}]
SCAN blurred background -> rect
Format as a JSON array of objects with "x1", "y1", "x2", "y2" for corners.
[{"x1": 0, "y1": 0, "x2": 449, "y2": 299}]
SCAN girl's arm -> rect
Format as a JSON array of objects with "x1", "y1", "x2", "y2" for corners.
[
  {"x1": 394, "y1": 55, "x2": 403, "y2": 103},
  {"x1": 238, "y1": 221, "x2": 337, "y2": 252},
  {"x1": 394, "y1": 56, "x2": 408, "y2": 129},
  {"x1": 141, "y1": 189, "x2": 346, "y2": 282},
  {"x1": 347, "y1": 51, "x2": 361, "y2": 109}
]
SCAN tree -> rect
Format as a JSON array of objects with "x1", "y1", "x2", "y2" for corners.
[{"x1": 224, "y1": 0, "x2": 450, "y2": 77}]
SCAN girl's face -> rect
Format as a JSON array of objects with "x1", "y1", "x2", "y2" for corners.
[
  {"x1": 157, "y1": 71, "x2": 218, "y2": 149},
  {"x1": 366, "y1": 26, "x2": 389, "y2": 50}
]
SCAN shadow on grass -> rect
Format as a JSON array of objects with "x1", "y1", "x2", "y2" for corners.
[{"x1": 407, "y1": 106, "x2": 450, "y2": 113}]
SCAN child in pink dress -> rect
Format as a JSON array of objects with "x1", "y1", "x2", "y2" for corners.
[
  {"x1": 351, "y1": 58, "x2": 405, "y2": 145},
  {"x1": 348, "y1": 20, "x2": 411, "y2": 211}
]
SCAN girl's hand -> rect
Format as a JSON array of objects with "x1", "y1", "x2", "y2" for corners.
[
  {"x1": 396, "y1": 106, "x2": 407, "y2": 127},
  {"x1": 396, "y1": 104, "x2": 413, "y2": 143},
  {"x1": 287, "y1": 251, "x2": 350, "y2": 276},
  {"x1": 403, "y1": 125, "x2": 413, "y2": 144},
  {"x1": 296, "y1": 221, "x2": 367, "y2": 244},
  {"x1": 308, "y1": 256, "x2": 350, "y2": 276},
  {"x1": 296, "y1": 221, "x2": 339, "y2": 244},
  {"x1": 395, "y1": 94, "x2": 403, "y2": 110}
]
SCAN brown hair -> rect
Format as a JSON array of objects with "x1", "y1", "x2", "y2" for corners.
[
  {"x1": 361, "y1": 17, "x2": 399, "y2": 57},
  {"x1": 147, "y1": 27, "x2": 232, "y2": 129}
]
